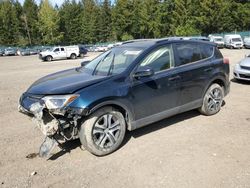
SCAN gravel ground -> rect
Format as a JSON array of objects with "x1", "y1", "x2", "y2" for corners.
[{"x1": 0, "y1": 49, "x2": 249, "y2": 188}]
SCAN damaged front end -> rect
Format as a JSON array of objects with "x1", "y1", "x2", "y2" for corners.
[{"x1": 18, "y1": 93, "x2": 87, "y2": 158}]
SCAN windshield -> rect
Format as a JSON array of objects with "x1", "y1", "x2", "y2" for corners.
[
  {"x1": 232, "y1": 38, "x2": 242, "y2": 42},
  {"x1": 82, "y1": 47, "x2": 143, "y2": 76}
]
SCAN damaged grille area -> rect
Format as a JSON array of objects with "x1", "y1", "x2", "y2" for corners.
[{"x1": 19, "y1": 93, "x2": 82, "y2": 140}]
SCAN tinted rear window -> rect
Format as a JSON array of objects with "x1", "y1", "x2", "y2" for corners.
[
  {"x1": 214, "y1": 47, "x2": 223, "y2": 59},
  {"x1": 176, "y1": 43, "x2": 213, "y2": 65}
]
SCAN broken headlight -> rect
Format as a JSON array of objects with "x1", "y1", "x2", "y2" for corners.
[{"x1": 42, "y1": 94, "x2": 79, "y2": 110}]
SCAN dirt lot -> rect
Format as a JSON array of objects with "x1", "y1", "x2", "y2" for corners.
[{"x1": 0, "y1": 49, "x2": 250, "y2": 188}]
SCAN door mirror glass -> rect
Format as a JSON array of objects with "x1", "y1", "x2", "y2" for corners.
[{"x1": 133, "y1": 66, "x2": 154, "y2": 79}]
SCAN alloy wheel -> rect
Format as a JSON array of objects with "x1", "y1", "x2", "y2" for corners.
[
  {"x1": 207, "y1": 88, "x2": 223, "y2": 113},
  {"x1": 92, "y1": 114, "x2": 121, "y2": 149}
]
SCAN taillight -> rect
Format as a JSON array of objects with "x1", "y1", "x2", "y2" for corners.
[{"x1": 223, "y1": 58, "x2": 229, "y2": 64}]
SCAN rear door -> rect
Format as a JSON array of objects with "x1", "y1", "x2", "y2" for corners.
[
  {"x1": 173, "y1": 42, "x2": 214, "y2": 108},
  {"x1": 130, "y1": 44, "x2": 181, "y2": 121}
]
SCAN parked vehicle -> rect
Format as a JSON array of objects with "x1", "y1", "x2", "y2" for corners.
[
  {"x1": 243, "y1": 37, "x2": 250, "y2": 49},
  {"x1": 0, "y1": 49, "x2": 4, "y2": 56},
  {"x1": 107, "y1": 43, "x2": 115, "y2": 49},
  {"x1": 79, "y1": 46, "x2": 88, "y2": 57},
  {"x1": 29, "y1": 49, "x2": 39, "y2": 55},
  {"x1": 19, "y1": 39, "x2": 230, "y2": 157},
  {"x1": 94, "y1": 45, "x2": 108, "y2": 52},
  {"x1": 20, "y1": 48, "x2": 31, "y2": 56},
  {"x1": 190, "y1": 36, "x2": 210, "y2": 41},
  {"x1": 39, "y1": 46, "x2": 79, "y2": 61},
  {"x1": 234, "y1": 54, "x2": 250, "y2": 81},
  {"x1": 209, "y1": 36, "x2": 224, "y2": 48},
  {"x1": 4, "y1": 48, "x2": 16, "y2": 56},
  {"x1": 224, "y1": 34, "x2": 243, "y2": 49}
]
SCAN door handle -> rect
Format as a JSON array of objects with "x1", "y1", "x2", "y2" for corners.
[
  {"x1": 168, "y1": 75, "x2": 181, "y2": 81},
  {"x1": 204, "y1": 67, "x2": 213, "y2": 72}
]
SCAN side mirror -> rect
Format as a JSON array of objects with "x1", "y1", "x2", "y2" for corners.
[
  {"x1": 81, "y1": 60, "x2": 90, "y2": 67},
  {"x1": 133, "y1": 66, "x2": 154, "y2": 79}
]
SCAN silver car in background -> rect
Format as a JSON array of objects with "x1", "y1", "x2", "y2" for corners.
[
  {"x1": 234, "y1": 54, "x2": 250, "y2": 81},
  {"x1": 243, "y1": 37, "x2": 250, "y2": 49}
]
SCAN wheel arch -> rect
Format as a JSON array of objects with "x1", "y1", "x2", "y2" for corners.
[
  {"x1": 88, "y1": 100, "x2": 134, "y2": 131},
  {"x1": 46, "y1": 55, "x2": 53, "y2": 60},
  {"x1": 204, "y1": 76, "x2": 226, "y2": 97}
]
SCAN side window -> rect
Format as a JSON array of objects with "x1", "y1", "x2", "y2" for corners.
[
  {"x1": 139, "y1": 45, "x2": 174, "y2": 72},
  {"x1": 176, "y1": 43, "x2": 213, "y2": 66},
  {"x1": 61, "y1": 48, "x2": 65, "y2": 51},
  {"x1": 54, "y1": 48, "x2": 59, "y2": 52},
  {"x1": 214, "y1": 47, "x2": 223, "y2": 59},
  {"x1": 200, "y1": 44, "x2": 214, "y2": 59},
  {"x1": 176, "y1": 43, "x2": 202, "y2": 65}
]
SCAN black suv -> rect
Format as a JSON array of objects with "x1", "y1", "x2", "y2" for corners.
[{"x1": 19, "y1": 38, "x2": 230, "y2": 157}]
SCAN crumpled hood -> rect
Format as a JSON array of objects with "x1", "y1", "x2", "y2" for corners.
[
  {"x1": 240, "y1": 58, "x2": 250, "y2": 67},
  {"x1": 27, "y1": 68, "x2": 108, "y2": 95}
]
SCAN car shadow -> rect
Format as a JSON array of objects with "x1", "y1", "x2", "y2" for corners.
[
  {"x1": 49, "y1": 110, "x2": 201, "y2": 160},
  {"x1": 124, "y1": 110, "x2": 200, "y2": 140},
  {"x1": 48, "y1": 139, "x2": 81, "y2": 160},
  {"x1": 231, "y1": 78, "x2": 250, "y2": 85}
]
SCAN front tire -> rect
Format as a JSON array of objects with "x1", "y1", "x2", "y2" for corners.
[
  {"x1": 46, "y1": 56, "x2": 52, "y2": 61},
  {"x1": 199, "y1": 83, "x2": 224, "y2": 116},
  {"x1": 79, "y1": 107, "x2": 126, "y2": 156}
]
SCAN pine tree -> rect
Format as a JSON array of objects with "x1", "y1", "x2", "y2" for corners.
[
  {"x1": 112, "y1": 0, "x2": 134, "y2": 41},
  {"x1": 79, "y1": 0, "x2": 99, "y2": 44},
  {"x1": 59, "y1": 0, "x2": 82, "y2": 45},
  {"x1": 170, "y1": 0, "x2": 200, "y2": 36},
  {"x1": 22, "y1": 0, "x2": 39, "y2": 45},
  {"x1": 38, "y1": 0, "x2": 62, "y2": 45},
  {"x1": 96, "y1": 0, "x2": 112, "y2": 42},
  {"x1": 0, "y1": 0, "x2": 21, "y2": 46}
]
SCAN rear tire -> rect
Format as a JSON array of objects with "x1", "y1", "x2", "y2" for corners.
[
  {"x1": 199, "y1": 83, "x2": 224, "y2": 116},
  {"x1": 70, "y1": 53, "x2": 76, "y2": 59},
  {"x1": 79, "y1": 107, "x2": 126, "y2": 156}
]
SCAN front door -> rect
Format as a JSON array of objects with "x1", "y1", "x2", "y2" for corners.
[
  {"x1": 53, "y1": 47, "x2": 60, "y2": 59},
  {"x1": 130, "y1": 44, "x2": 181, "y2": 123}
]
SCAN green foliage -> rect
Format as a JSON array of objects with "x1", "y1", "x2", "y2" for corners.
[
  {"x1": 38, "y1": 0, "x2": 63, "y2": 45},
  {"x1": 79, "y1": 0, "x2": 99, "y2": 44},
  {"x1": 96, "y1": 0, "x2": 112, "y2": 42},
  {"x1": 0, "y1": 0, "x2": 250, "y2": 45},
  {"x1": 0, "y1": 0, "x2": 21, "y2": 45},
  {"x1": 121, "y1": 33, "x2": 134, "y2": 41},
  {"x1": 22, "y1": 0, "x2": 39, "y2": 45},
  {"x1": 59, "y1": 0, "x2": 82, "y2": 44}
]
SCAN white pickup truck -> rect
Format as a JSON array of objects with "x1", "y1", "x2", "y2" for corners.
[{"x1": 39, "y1": 46, "x2": 80, "y2": 61}]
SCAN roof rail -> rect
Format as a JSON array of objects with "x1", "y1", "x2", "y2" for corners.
[
  {"x1": 122, "y1": 39, "x2": 156, "y2": 44},
  {"x1": 156, "y1": 37, "x2": 191, "y2": 43}
]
